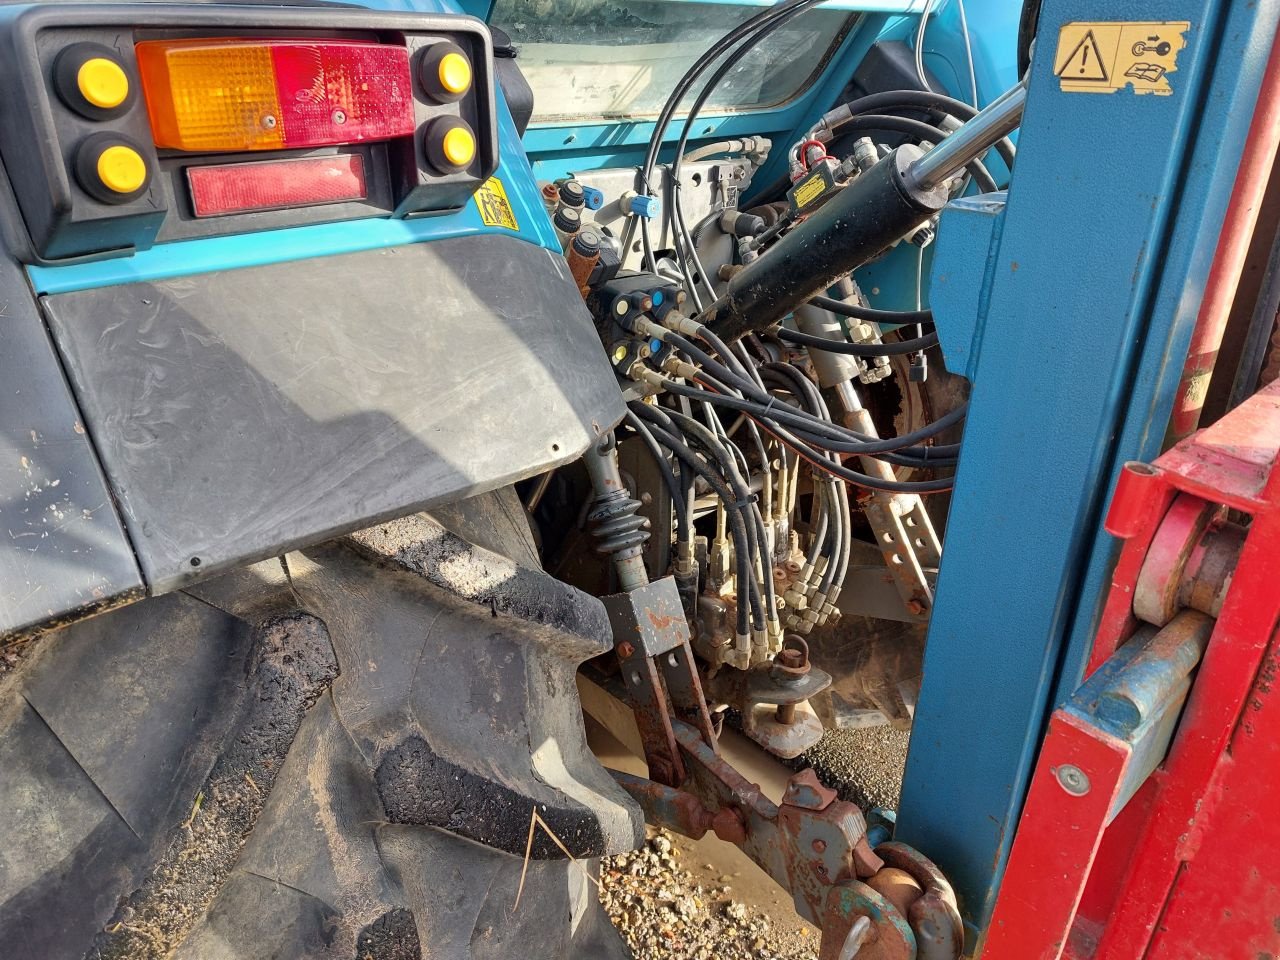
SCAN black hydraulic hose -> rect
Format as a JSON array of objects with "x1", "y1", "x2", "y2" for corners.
[
  {"x1": 666, "y1": 376, "x2": 954, "y2": 493},
  {"x1": 666, "y1": 0, "x2": 816, "y2": 302},
  {"x1": 632, "y1": 408, "x2": 762, "y2": 634},
  {"x1": 1018, "y1": 0, "x2": 1043, "y2": 80},
  {"x1": 636, "y1": 399, "x2": 699, "y2": 512},
  {"x1": 824, "y1": 90, "x2": 1016, "y2": 168},
  {"x1": 663, "y1": 405, "x2": 775, "y2": 626},
  {"x1": 623, "y1": 410, "x2": 691, "y2": 547},
  {"x1": 682, "y1": 368, "x2": 967, "y2": 457},
  {"x1": 782, "y1": 423, "x2": 958, "y2": 467},
  {"x1": 759, "y1": 364, "x2": 846, "y2": 593},
  {"x1": 659, "y1": 327, "x2": 960, "y2": 452},
  {"x1": 809, "y1": 294, "x2": 934, "y2": 325},
  {"x1": 639, "y1": 0, "x2": 825, "y2": 272},
  {"x1": 777, "y1": 326, "x2": 940, "y2": 357}
]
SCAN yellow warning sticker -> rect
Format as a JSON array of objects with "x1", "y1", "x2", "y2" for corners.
[
  {"x1": 475, "y1": 176, "x2": 519, "y2": 230},
  {"x1": 792, "y1": 174, "x2": 827, "y2": 211},
  {"x1": 1054, "y1": 21, "x2": 1190, "y2": 96}
]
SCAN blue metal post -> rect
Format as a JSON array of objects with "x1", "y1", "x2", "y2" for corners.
[{"x1": 897, "y1": 0, "x2": 1279, "y2": 939}]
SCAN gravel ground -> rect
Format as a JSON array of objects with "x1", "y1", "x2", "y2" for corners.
[
  {"x1": 800, "y1": 724, "x2": 911, "y2": 811},
  {"x1": 598, "y1": 723, "x2": 911, "y2": 958},
  {"x1": 600, "y1": 830, "x2": 821, "y2": 960}
]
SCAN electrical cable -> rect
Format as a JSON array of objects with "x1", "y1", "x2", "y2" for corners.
[{"x1": 914, "y1": 0, "x2": 941, "y2": 95}]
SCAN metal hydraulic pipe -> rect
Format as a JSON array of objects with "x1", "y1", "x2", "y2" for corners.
[{"x1": 703, "y1": 81, "x2": 1027, "y2": 342}]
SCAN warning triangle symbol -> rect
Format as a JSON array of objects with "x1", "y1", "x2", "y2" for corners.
[{"x1": 1056, "y1": 30, "x2": 1109, "y2": 82}]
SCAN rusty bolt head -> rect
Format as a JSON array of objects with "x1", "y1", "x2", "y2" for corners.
[
  {"x1": 905, "y1": 598, "x2": 927, "y2": 616},
  {"x1": 617, "y1": 641, "x2": 636, "y2": 659},
  {"x1": 812, "y1": 838, "x2": 827, "y2": 854},
  {"x1": 711, "y1": 807, "x2": 747, "y2": 844},
  {"x1": 771, "y1": 635, "x2": 811, "y2": 681}
]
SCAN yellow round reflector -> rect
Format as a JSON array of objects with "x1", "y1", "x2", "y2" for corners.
[
  {"x1": 96, "y1": 145, "x2": 147, "y2": 194},
  {"x1": 438, "y1": 52, "x2": 472, "y2": 95},
  {"x1": 442, "y1": 126, "x2": 476, "y2": 167},
  {"x1": 77, "y1": 57, "x2": 130, "y2": 109}
]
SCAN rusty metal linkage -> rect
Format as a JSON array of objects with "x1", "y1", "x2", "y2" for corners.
[{"x1": 614, "y1": 717, "x2": 960, "y2": 960}]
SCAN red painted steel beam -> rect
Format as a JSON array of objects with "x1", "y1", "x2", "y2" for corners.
[{"x1": 1167, "y1": 20, "x2": 1280, "y2": 444}]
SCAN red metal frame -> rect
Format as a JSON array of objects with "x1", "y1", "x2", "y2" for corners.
[
  {"x1": 1166, "y1": 19, "x2": 1280, "y2": 444},
  {"x1": 983, "y1": 381, "x2": 1280, "y2": 959}
]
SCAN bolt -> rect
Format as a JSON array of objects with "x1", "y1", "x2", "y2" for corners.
[
  {"x1": 812, "y1": 838, "x2": 827, "y2": 854},
  {"x1": 905, "y1": 598, "x2": 927, "y2": 616},
  {"x1": 1056, "y1": 764, "x2": 1091, "y2": 796},
  {"x1": 332, "y1": 109, "x2": 347, "y2": 124},
  {"x1": 617, "y1": 641, "x2": 635, "y2": 659},
  {"x1": 775, "y1": 702, "x2": 797, "y2": 725},
  {"x1": 711, "y1": 807, "x2": 747, "y2": 844}
]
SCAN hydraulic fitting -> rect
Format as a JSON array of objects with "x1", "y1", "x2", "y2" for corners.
[
  {"x1": 659, "y1": 354, "x2": 701, "y2": 382},
  {"x1": 621, "y1": 190, "x2": 662, "y2": 219},
  {"x1": 567, "y1": 230, "x2": 602, "y2": 296},
  {"x1": 719, "y1": 208, "x2": 767, "y2": 239},
  {"x1": 552, "y1": 204, "x2": 581, "y2": 250},
  {"x1": 556, "y1": 178, "x2": 586, "y2": 209},
  {"x1": 751, "y1": 627, "x2": 769, "y2": 661},
  {"x1": 580, "y1": 184, "x2": 605, "y2": 210},
  {"x1": 609, "y1": 339, "x2": 651, "y2": 379},
  {"x1": 708, "y1": 534, "x2": 733, "y2": 587},
  {"x1": 851, "y1": 137, "x2": 879, "y2": 174}
]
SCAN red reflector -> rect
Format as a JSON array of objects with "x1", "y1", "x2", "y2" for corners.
[{"x1": 187, "y1": 154, "x2": 368, "y2": 217}]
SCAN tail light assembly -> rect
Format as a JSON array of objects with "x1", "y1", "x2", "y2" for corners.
[
  {"x1": 0, "y1": 4, "x2": 497, "y2": 261},
  {"x1": 134, "y1": 39, "x2": 418, "y2": 153}
]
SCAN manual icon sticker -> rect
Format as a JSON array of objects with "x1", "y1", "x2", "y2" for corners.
[{"x1": 1054, "y1": 21, "x2": 1190, "y2": 96}]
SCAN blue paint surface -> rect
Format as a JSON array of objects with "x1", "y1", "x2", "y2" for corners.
[{"x1": 899, "y1": 0, "x2": 1279, "y2": 938}]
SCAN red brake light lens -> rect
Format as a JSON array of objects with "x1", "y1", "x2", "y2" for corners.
[
  {"x1": 135, "y1": 39, "x2": 416, "y2": 152},
  {"x1": 187, "y1": 155, "x2": 368, "y2": 217}
]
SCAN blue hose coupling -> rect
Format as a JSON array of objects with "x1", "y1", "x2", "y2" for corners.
[{"x1": 628, "y1": 194, "x2": 661, "y2": 219}]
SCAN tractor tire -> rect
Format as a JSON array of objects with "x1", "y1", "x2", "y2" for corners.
[{"x1": 0, "y1": 487, "x2": 641, "y2": 960}]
